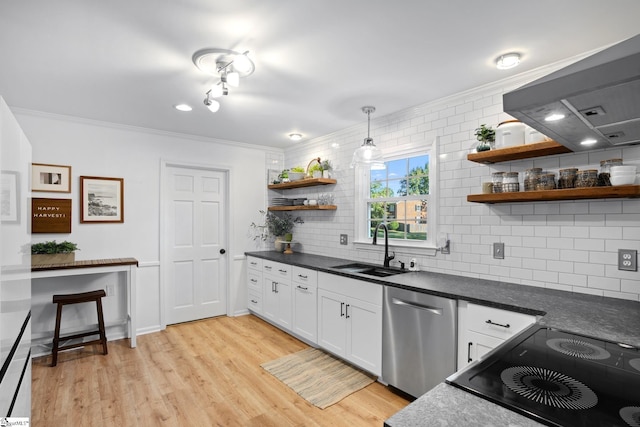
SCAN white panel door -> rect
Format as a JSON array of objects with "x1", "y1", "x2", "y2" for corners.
[{"x1": 165, "y1": 165, "x2": 227, "y2": 325}]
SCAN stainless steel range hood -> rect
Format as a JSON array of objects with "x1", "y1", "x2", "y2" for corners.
[{"x1": 503, "y1": 34, "x2": 640, "y2": 152}]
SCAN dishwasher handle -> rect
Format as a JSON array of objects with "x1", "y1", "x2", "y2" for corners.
[{"x1": 391, "y1": 297, "x2": 443, "y2": 315}]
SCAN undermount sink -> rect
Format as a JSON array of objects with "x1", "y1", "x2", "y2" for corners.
[{"x1": 331, "y1": 263, "x2": 408, "y2": 277}]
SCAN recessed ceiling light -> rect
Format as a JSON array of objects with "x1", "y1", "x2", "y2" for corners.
[
  {"x1": 289, "y1": 133, "x2": 303, "y2": 141},
  {"x1": 496, "y1": 53, "x2": 520, "y2": 70},
  {"x1": 174, "y1": 104, "x2": 192, "y2": 112},
  {"x1": 580, "y1": 138, "x2": 598, "y2": 146},
  {"x1": 545, "y1": 113, "x2": 566, "y2": 122}
]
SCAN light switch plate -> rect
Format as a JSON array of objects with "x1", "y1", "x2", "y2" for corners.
[
  {"x1": 493, "y1": 242, "x2": 505, "y2": 259},
  {"x1": 618, "y1": 249, "x2": 637, "y2": 271}
]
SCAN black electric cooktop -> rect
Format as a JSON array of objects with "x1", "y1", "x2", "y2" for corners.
[{"x1": 447, "y1": 326, "x2": 640, "y2": 427}]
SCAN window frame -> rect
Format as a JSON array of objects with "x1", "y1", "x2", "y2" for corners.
[{"x1": 354, "y1": 138, "x2": 439, "y2": 250}]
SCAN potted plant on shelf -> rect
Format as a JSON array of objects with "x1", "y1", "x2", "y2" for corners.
[
  {"x1": 321, "y1": 159, "x2": 333, "y2": 178},
  {"x1": 250, "y1": 210, "x2": 303, "y2": 252},
  {"x1": 308, "y1": 163, "x2": 323, "y2": 178},
  {"x1": 288, "y1": 166, "x2": 306, "y2": 181},
  {"x1": 474, "y1": 124, "x2": 496, "y2": 152},
  {"x1": 31, "y1": 240, "x2": 79, "y2": 266}
]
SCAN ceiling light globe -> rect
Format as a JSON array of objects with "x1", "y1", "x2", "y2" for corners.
[
  {"x1": 288, "y1": 133, "x2": 303, "y2": 141},
  {"x1": 210, "y1": 84, "x2": 224, "y2": 98},
  {"x1": 227, "y1": 72, "x2": 240, "y2": 87},
  {"x1": 233, "y1": 54, "x2": 253, "y2": 73},
  {"x1": 205, "y1": 99, "x2": 220, "y2": 113}
]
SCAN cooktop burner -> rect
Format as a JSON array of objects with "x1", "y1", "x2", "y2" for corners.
[
  {"x1": 447, "y1": 326, "x2": 640, "y2": 427},
  {"x1": 619, "y1": 406, "x2": 640, "y2": 427},
  {"x1": 546, "y1": 337, "x2": 611, "y2": 360},
  {"x1": 500, "y1": 366, "x2": 598, "y2": 410}
]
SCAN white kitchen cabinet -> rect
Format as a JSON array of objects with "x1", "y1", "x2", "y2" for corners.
[
  {"x1": 292, "y1": 266, "x2": 318, "y2": 344},
  {"x1": 246, "y1": 256, "x2": 263, "y2": 313},
  {"x1": 317, "y1": 272, "x2": 382, "y2": 375},
  {"x1": 262, "y1": 260, "x2": 293, "y2": 331},
  {"x1": 457, "y1": 301, "x2": 536, "y2": 370}
]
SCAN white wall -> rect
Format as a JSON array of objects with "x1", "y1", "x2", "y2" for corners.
[
  {"x1": 15, "y1": 112, "x2": 276, "y2": 335},
  {"x1": 283, "y1": 62, "x2": 640, "y2": 302}
]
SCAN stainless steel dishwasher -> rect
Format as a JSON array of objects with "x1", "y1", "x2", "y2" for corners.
[{"x1": 382, "y1": 286, "x2": 457, "y2": 398}]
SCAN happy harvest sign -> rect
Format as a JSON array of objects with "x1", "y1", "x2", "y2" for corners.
[{"x1": 31, "y1": 198, "x2": 72, "y2": 233}]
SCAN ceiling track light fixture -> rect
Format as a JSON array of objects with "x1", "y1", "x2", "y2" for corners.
[
  {"x1": 192, "y1": 48, "x2": 255, "y2": 113},
  {"x1": 351, "y1": 106, "x2": 385, "y2": 169}
]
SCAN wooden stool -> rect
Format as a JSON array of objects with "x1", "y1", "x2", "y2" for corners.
[{"x1": 51, "y1": 289, "x2": 108, "y2": 367}]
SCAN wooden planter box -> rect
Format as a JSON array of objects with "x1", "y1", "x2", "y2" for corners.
[{"x1": 31, "y1": 252, "x2": 75, "y2": 266}]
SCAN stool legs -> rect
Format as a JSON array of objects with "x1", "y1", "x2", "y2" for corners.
[
  {"x1": 96, "y1": 298, "x2": 108, "y2": 356},
  {"x1": 51, "y1": 301, "x2": 64, "y2": 367}
]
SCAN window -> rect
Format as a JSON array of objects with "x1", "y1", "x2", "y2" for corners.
[{"x1": 355, "y1": 145, "x2": 437, "y2": 248}]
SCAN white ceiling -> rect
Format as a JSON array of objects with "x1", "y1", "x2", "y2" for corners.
[{"x1": 1, "y1": 1, "x2": 639, "y2": 148}]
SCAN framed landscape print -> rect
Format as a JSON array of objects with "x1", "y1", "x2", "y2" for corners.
[
  {"x1": 1, "y1": 171, "x2": 19, "y2": 223},
  {"x1": 80, "y1": 176, "x2": 124, "y2": 223},
  {"x1": 32, "y1": 163, "x2": 72, "y2": 193}
]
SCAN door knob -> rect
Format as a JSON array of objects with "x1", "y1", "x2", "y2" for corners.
[{"x1": 219, "y1": 249, "x2": 226, "y2": 254}]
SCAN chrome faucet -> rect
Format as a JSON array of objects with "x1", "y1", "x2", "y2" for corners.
[{"x1": 373, "y1": 223, "x2": 395, "y2": 268}]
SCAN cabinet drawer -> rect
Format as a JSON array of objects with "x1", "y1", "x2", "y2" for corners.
[
  {"x1": 293, "y1": 266, "x2": 317, "y2": 287},
  {"x1": 467, "y1": 303, "x2": 535, "y2": 340},
  {"x1": 318, "y1": 272, "x2": 382, "y2": 306},
  {"x1": 248, "y1": 289, "x2": 262, "y2": 312},
  {"x1": 263, "y1": 260, "x2": 292, "y2": 280},
  {"x1": 247, "y1": 270, "x2": 261, "y2": 292},
  {"x1": 247, "y1": 256, "x2": 262, "y2": 272}
]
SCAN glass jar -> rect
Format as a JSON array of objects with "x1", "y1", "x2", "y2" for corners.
[
  {"x1": 502, "y1": 172, "x2": 520, "y2": 193},
  {"x1": 524, "y1": 168, "x2": 542, "y2": 191},
  {"x1": 536, "y1": 173, "x2": 556, "y2": 190},
  {"x1": 558, "y1": 168, "x2": 578, "y2": 189},
  {"x1": 598, "y1": 158, "x2": 623, "y2": 186},
  {"x1": 575, "y1": 169, "x2": 599, "y2": 187},
  {"x1": 492, "y1": 172, "x2": 504, "y2": 193}
]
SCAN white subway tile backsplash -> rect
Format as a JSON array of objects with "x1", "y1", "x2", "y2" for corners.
[{"x1": 280, "y1": 64, "x2": 640, "y2": 302}]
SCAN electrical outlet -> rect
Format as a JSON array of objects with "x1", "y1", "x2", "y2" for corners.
[
  {"x1": 340, "y1": 234, "x2": 348, "y2": 245},
  {"x1": 618, "y1": 249, "x2": 638, "y2": 271},
  {"x1": 106, "y1": 284, "x2": 115, "y2": 297},
  {"x1": 493, "y1": 242, "x2": 505, "y2": 259}
]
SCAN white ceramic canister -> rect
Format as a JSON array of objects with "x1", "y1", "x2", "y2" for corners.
[
  {"x1": 523, "y1": 124, "x2": 548, "y2": 144},
  {"x1": 496, "y1": 120, "x2": 525, "y2": 148}
]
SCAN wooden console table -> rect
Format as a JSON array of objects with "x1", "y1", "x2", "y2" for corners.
[{"x1": 32, "y1": 258, "x2": 138, "y2": 347}]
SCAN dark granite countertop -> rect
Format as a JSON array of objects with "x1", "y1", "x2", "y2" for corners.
[
  {"x1": 246, "y1": 251, "x2": 640, "y2": 427},
  {"x1": 246, "y1": 251, "x2": 640, "y2": 347}
]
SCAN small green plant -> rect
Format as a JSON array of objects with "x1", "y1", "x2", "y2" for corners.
[
  {"x1": 31, "y1": 240, "x2": 79, "y2": 254},
  {"x1": 309, "y1": 163, "x2": 323, "y2": 174},
  {"x1": 321, "y1": 160, "x2": 333, "y2": 171},
  {"x1": 290, "y1": 166, "x2": 305, "y2": 173},
  {"x1": 250, "y1": 210, "x2": 304, "y2": 241},
  {"x1": 474, "y1": 124, "x2": 495, "y2": 152}
]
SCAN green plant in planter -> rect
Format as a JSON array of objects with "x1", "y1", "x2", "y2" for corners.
[
  {"x1": 290, "y1": 166, "x2": 305, "y2": 173},
  {"x1": 31, "y1": 240, "x2": 79, "y2": 254},
  {"x1": 474, "y1": 124, "x2": 496, "y2": 151},
  {"x1": 250, "y1": 210, "x2": 304, "y2": 241},
  {"x1": 308, "y1": 163, "x2": 323, "y2": 177},
  {"x1": 321, "y1": 160, "x2": 333, "y2": 171}
]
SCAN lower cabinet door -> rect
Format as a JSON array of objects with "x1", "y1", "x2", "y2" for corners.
[
  {"x1": 466, "y1": 330, "x2": 504, "y2": 364},
  {"x1": 274, "y1": 281, "x2": 292, "y2": 331},
  {"x1": 346, "y1": 298, "x2": 382, "y2": 375},
  {"x1": 317, "y1": 289, "x2": 346, "y2": 357},
  {"x1": 263, "y1": 277, "x2": 278, "y2": 322},
  {"x1": 293, "y1": 284, "x2": 317, "y2": 343}
]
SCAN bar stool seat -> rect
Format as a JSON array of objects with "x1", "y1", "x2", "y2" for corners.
[{"x1": 51, "y1": 289, "x2": 108, "y2": 367}]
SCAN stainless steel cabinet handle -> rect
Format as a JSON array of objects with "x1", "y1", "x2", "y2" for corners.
[
  {"x1": 391, "y1": 298, "x2": 443, "y2": 315},
  {"x1": 298, "y1": 274, "x2": 308, "y2": 279},
  {"x1": 340, "y1": 302, "x2": 345, "y2": 317},
  {"x1": 297, "y1": 285, "x2": 308, "y2": 290},
  {"x1": 468, "y1": 342, "x2": 473, "y2": 362},
  {"x1": 250, "y1": 262, "x2": 257, "y2": 266},
  {"x1": 274, "y1": 282, "x2": 278, "y2": 293},
  {"x1": 264, "y1": 265, "x2": 272, "y2": 270},
  {"x1": 250, "y1": 278, "x2": 257, "y2": 283},
  {"x1": 278, "y1": 269, "x2": 287, "y2": 273},
  {"x1": 345, "y1": 304, "x2": 350, "y2": 319},
  {"x1": 272, "y1": 281, "x2": 277, "y2": 292},
  {"x1": 486, "y1": 319, "x2": 510, "y2": 328},
  {"x1": 251, "y1": 299, "x2": 258, "y2": 304}
]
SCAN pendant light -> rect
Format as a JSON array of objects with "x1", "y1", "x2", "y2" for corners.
[{"x1": 351, "y1": 106, "x2": 385, "y2": 169}]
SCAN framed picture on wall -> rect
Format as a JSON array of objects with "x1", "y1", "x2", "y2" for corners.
[
  {"x1": 31, "y1": 163, "x2": 72, "y2": 193},
  {"x1": 80, "y1": 176, "x2": 124, "y2": 223},
  {"x1": 1, "y1": 171, "x2": 19, "y2": 223}
]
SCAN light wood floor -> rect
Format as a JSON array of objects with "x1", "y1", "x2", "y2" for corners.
[{"x1": 32, "y1": 314, "x2": 410, "y2": 426}]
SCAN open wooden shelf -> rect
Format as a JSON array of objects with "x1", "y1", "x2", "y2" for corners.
[
  {"x1": 467, "y1": 140, "x2": 572, "y2": 164},
  {"x1": 267, "y1": 205, "x2": 337, "y2": 211},
  {"x1": 268, "y1": 178, "x2": 336, "y2": 190},
  {"x1": 468, "y1": 185, "x2": 640, "y2": 204}
]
